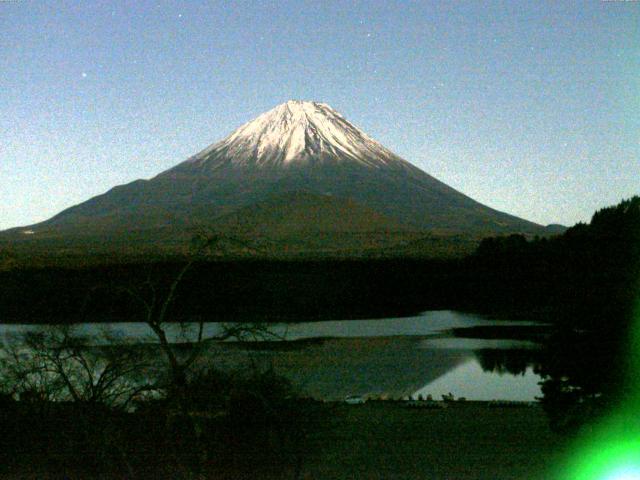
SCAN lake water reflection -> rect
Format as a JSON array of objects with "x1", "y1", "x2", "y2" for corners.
[{"x1": 0, "y1": 310, "x2": 545, "y2": 401}]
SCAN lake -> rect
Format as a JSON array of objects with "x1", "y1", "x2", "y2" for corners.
[{"x1": 0, "y1": 310, "x2": 546, "y2": 402}]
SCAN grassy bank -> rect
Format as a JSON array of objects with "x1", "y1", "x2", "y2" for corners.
[
  {"x1": 0, "y1": 400, "x2": 569, "y2": 479},
  {"x1": 307, "y1": 402, "x2": 568, "y2": 479}
]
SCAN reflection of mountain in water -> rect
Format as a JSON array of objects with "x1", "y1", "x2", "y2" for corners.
[
  {"x1": 413, "y1": 359, "x2": 543, "y2": 402},
  {"x1": 205, "y1": 336, "x2": 471, "y2": 400}
]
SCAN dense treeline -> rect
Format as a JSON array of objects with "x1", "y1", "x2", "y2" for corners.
[
  {"x1": 1, "y1": 197, "x2": 638, "y2": 328},
  {"x1": 466, "y1": 196, "x2": 640, "y2": 330},
  {"x1": 0, "y1": 258, "x2": 464, "y2": 324}
]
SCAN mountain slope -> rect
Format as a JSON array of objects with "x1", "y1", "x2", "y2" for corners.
[
  {"x1": 213, "y1": 191, "x2": 406, "y2": 236},
  {"x1": 3, "y1": 100, "x2": 549, "y2": 257}
]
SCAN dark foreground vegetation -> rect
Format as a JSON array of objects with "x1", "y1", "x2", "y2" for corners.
[
  {"x1": 0, "y1": 324, "x2": 563, "y2": 479},
  {"x1": 0, "y1": 323, "x2": 324, "y2": 479},
  {"x1": 0, "y1": 372, "x2": 322, "y2": 479},
  {"x1": 0, "y1": 398, "x2": 565, "y2": 480}
]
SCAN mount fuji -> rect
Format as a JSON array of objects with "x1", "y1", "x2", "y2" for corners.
[{"x1": 3, "y1": 100, "x2": 551, "y2": 257}]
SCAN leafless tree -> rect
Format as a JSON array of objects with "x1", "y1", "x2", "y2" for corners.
[
  {"x1": 116, "y1": 231, "x2": 286, "y2": 478},
  {"x1": 120, "y1": 232, "x2": 279, "y2": 404}
]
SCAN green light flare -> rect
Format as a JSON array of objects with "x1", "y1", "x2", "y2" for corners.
[
  {"x1": 630, "y1": 300, "x2": 640, "y2": 401},
  {"x1": 558, "y1": 414, "x2": 640, "y2": 480},
  {"x1": 603, "y1": 467, "x2": 640, "y2": 480},
  {"x1": 557, "y1": 297, "x2": 640, "y2": 480}
]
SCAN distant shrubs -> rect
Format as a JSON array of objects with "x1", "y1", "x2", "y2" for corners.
[{"x1": 0, "y1": 325, "x2": 157, "y2": 408}]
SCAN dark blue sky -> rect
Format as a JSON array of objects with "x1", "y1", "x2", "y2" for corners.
[{"x1": 2, "y1": 0, "x2": 638, "y2": 229}]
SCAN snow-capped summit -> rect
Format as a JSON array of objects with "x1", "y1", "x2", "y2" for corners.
[{"x1": 179, "y1": 100, "x2": 413, "y2": 170}]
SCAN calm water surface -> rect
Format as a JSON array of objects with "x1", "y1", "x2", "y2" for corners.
[{"x1": 0, "y1": 310, "x2": 545, "y2": 401}]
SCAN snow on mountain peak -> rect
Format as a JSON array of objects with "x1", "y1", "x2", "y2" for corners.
[{"x1": 187, "y1": 100, "x2": 409, "y2": 170}]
